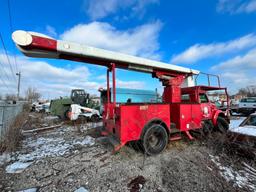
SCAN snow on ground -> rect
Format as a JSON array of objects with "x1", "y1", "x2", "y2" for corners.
[
  {"x1": 74, "y1": 187, "x2": 89, "y2": 192},
  {"x1": 6, "y1": 161, "x2": 33, "y2": 173},
  {"x1": 209, "y1": 154, "x2": 256, "y2": 192},
  {"x1": 43, "y1": 115, "x2": 59, "y2": 120},
  {"x1": 17, "y1": 188, "x2": 38, "y2": 192},
  {"x1": 74, "y1": 136, "x2": 95, "y2": 146},
  {"x1": 0, "y1": 152, "x2": 12, "y2": 166},
  {"x1": 4, "y1": 126, "x2": 95, "y2": 173}
]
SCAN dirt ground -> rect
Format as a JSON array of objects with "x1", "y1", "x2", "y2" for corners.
[{"x1": 0, "y1": 113, "x2": 255, "y2": 192}]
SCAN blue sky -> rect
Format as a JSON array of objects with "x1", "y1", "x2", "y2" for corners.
[{"x1": 0, "y1": 0, "x2": 256, "y2": 98}]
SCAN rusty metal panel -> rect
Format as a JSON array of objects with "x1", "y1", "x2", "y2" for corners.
[{"x1": 0, "y1": 102, "x2": 24, "y2": 141}]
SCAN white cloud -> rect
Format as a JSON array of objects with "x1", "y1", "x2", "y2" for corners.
[
  {"x1": 0, "y1": 53, "x2": 145, "y2": 99},
  {"x1": 61, "y1": 21, "x2": 162, "y2": 59},
  {"x1": 171, "y1": 33, "x2": 256, "y2": 64},
  {"x1": 211, "y1": 48, "x2": 256, "y2": 70},
  {"x1": 84, "y1": 0, "x2": 158, "y2": 20},
  {"x1": 217, "y1": 0, "x2": 256, "y2": 14},
  {"x1": 211, "y1": 48, "x2": 256, "y2": 93}
]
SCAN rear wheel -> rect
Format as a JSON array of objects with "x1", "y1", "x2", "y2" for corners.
[
  {"x1": 128, "y1": 140, "x2": 144, "y2": 152},
  {"x1": 142, "y1": 124, "x2": 168, "y2": 155},
  {"x1": 216, "y1": 116, "x2": 229, "y2": 133}
]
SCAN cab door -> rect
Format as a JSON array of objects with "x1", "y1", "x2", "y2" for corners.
[{"x1": 199, "y1": 93, "x2": 212, "y2": 119}]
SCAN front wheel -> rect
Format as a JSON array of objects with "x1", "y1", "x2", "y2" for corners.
[
  {"x1": 216, "y1": 116, "x2": 229, "y2": 133},
  {"x1": 142, "y1": 124, "x2": 168, "y2": 156}
]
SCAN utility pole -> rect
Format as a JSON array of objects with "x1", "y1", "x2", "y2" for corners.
[{"x1": 16, "y1": 72, "x2": 21, "y2": 101}]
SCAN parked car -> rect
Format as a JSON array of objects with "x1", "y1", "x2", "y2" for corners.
[
  {"x1": 31, "y1": 102, "x2": 50, "y2": 113},
  {"x1": 228, "y1": 113, "x2": 256, "y2": 148},
  {"x1": 238, "y1": 97, "x2": 256, "y2": 115}
]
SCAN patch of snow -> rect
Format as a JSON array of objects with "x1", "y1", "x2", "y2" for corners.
[
  {"x1": 6, "y1": 161, "x2": 33, "y2": 173},
  {"x1": 44, "y1": 115, "x2": 59, "y2": 120},
  {"x1": 74, "y1": 136, "x2": 95, "y2": 146},
  {"x1": 229, "y1": 126, "x2": 256, "y2": 137},
  {"x1": 209, "y1": 154, "x2": 256, "y2": 191},
  {"x1": 12, "y1": 134, "x2": 95, "y2": 164},
  {"x1": 74, "y1": 187, "x2": 89, "y2": 192},
  {"x1": 4, "y1": 124, "x2": 96, "y2": 173},
  {"x1": 0, "y1": 152, "x2": 11, "y2": 165},
  {"x1": 17, "y1": 188, "x2": 38, "y2": 192},
  {"x1": 17, "y1": 137, "x2": 73, "y2": 162}
]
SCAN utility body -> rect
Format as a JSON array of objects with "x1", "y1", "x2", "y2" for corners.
[{"x1": 12, "y1": 30, "x2": 230, "y2": 155}]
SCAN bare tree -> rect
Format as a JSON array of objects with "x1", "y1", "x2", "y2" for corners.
[
  {"x1": 238, "y1": 85, "x2": 256, "y2": 97},
  {"x1": 25, "y1": 87, "x2": 41, "y2": 103},
  {"x1": 5, "y1": 94, "x2": 16, "y2": 101}
]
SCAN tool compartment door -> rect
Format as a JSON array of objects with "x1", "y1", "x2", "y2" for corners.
[
  {"x1": 171, "y1": 103, "x2": 202, "y2": 131},
  {"x1": 119, "y1": 104, "x2": 170, "y2": 143}
]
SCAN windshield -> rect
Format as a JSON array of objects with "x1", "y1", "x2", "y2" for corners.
[
  {"x1": 206, "y1": 90, "x2": 227, "y2": 106},
  {"x1": 240, "y1": 98, "x2": 256, "y2": 103}
]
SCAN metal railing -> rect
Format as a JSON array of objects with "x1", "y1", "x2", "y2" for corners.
[
  {"x1": 0, "y1": 102, "x2": 24, "y2": 141},
  {"x1": 195, "y1": 72, "x2": 221, "y2": 87}
]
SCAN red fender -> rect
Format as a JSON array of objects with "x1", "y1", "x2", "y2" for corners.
[{"x1": 212, "y1": 110, "x2": 225, "y2": 126}]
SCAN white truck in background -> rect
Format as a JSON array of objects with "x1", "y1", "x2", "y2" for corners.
[{"x1": 238, "y1": 97, "x2": 256, "y2": 115}]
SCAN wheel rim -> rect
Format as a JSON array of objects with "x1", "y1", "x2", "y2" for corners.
[{"x1": 145, "y1": 128, "x2": 165, "y2": 152}]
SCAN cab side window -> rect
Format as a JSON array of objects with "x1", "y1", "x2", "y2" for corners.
[
  {"x1": 199, "y1": 94, "x2": 208, "y2": 103},
  {"x1": 181, "y1": 94, "x2": 190, "y2": 102}
]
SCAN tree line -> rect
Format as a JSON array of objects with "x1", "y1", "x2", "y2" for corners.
[
  {"x1": 237, "y1": 85, "x2": 256, "y2": 97},
  {"x1": 0, "y1": 87, "x2": 41, "y2": 103}
]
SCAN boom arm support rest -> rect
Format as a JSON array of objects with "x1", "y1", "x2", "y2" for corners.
[{"x1": 154, "y1": 72, "x2": 187, "y2": 103}]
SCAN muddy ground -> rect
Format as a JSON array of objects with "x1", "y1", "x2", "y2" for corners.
[{"x1": 0, "y1": 113, "x2": 255, "y2": 192}]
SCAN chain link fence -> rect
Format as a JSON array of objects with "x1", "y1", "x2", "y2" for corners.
[{"x1": 0, "y1": 102, "x2": 24, "y2": 141}]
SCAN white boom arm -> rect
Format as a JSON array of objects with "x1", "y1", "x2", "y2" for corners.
[{"x1": 12, "y1": 30, "x2": 199, "y2": 75}]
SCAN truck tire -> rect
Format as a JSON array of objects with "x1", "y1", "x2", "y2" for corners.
[
  {"x1": 216, "y1": 116, "x2": 229, "y2": 133},
  {"x1": 142, "y1": 124, "x2": 168, "y2": 155},
  {"x1": 128, "y1": 141, "x2": 144, "y2": 152}
]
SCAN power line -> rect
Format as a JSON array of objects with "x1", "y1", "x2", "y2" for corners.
[
  {"x1": 0, "y1": 60, "x2": 12, "y2": 92},
  {"x1": 0, "y1": 74, "x2": 11, "y2": 92},
  {"x1": 0, "y1": 56, "x2": 12, "y2": 83},
  {"x1": 7, "y1": 0, "x2": 18, "y2": 73},
  {"x1": 0, "y1": 32, "x2": 16, "y2": 83}
]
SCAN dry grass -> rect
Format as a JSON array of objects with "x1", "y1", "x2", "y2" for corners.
[
  {"x1": 204, "y1": 131, "x2": 256, "y2": 161},
  {"x1": 0, "y1": 111, "x2": 29, "y2": 153}
]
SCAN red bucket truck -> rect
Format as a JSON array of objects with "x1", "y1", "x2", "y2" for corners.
[{"x1": 12, "y1": 30, "x2": 230, "y2": 155}]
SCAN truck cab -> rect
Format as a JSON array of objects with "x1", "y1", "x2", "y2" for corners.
[{"x1": 180, "y1": 86, "x2": 230, "y2": 129}]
